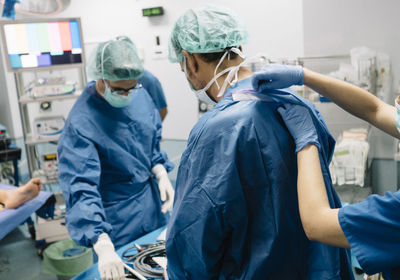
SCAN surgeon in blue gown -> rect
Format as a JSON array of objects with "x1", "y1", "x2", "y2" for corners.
[
  {"x1": 166, "y1": 5, "x2": 353, "y2": 280},
  {"x1": 58, "y1": 36, "x2": 174, "y2": 280},
  {"x1": 251, "y1": 64, "x2": 400, "y2": 280},
  {"x1": 139, "y1": 70, "x2": 168, "y2": 121}
]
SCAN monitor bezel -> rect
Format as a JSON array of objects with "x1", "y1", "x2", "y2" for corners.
[{"x1": 0, "y1": 17, "x2": 86, "y2": 72}]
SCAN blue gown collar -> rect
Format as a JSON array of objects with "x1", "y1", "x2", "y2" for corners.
[{"x1": 222, "y1": 76, "x2": 254, "y2": 99}]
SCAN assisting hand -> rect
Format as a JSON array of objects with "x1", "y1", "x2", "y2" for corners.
[
  {"x1": 277, "y1": 103, "x2": 319, "y2": 153},
  {"x1": 152, "y1": 164, "x2": 174, "y2": 213},
  {"x1": 252, "y1": 64, "x2": 304, "y2": 91},
  {"x1": 93, "y1": 233, "x2": 125, "y2": 280}
]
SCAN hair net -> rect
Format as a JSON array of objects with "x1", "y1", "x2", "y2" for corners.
[
  {"x1": 168, "y1": 5, "x2": 249, "y2": 63},
  {"x1": 88, "y1": 36, "x2": 144, "y2": 81}
]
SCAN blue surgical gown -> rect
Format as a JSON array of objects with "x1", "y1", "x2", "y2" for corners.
[
  {"x1": 166, "y1": 77, "x2": 354, "y2": 279},
  {"x1": 139, "y1": 70, "x2": 167, "y2": 111},
  {"x1": 58, "y1": 81, "x2": 172, "y2": 249},
  {"x1": 339, "y1": 191, "x2": 400, "y2": 279}
]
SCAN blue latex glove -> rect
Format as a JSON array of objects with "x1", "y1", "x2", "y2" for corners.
[
  {"x1": 277, "y1": 103, "x2": 320, "y2": 153},
  {"x1": 252, "y1": 64, "x2": 304, "y2": 91}
]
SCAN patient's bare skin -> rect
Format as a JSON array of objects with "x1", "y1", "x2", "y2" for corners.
[{"x1": 0, "y1": 178, "x2": 42, "y2": 209}]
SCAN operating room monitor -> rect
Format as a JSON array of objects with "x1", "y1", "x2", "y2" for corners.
[{"x1": 0, "y1": 18, "x2": 85, "y2": 72}]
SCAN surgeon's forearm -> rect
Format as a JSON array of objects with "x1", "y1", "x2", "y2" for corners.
[
  {"x1": 303, "y1": 69, "x2": 400, "y2": 139},
  {"x1": 297, "y1": 144, "x2": 350, "y2": 248}
]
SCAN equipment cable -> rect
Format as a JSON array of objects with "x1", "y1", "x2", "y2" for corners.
[{"x1": 122, "y1": 241, "x2": 166, "y2": 279}]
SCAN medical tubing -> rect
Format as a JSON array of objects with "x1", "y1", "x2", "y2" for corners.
[
  {"x1": 122, "y1": 263, "x2": 147, "y2": 280},
  {"x1": 124, "y1": 243, "x2": 166, "y2": 278}
]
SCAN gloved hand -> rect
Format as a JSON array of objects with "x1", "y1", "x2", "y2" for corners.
[
  {"x1": 93, "y1": 233, "x2": 125, "y2": 280},
  {"x1": 252, "y1": 64, "x2": 304, "y2": 91},
  {"x1": 152, "y1": 164, "x2": 174, "y2": 213},
  {"x1": 277, "y1": 103, "x2": 320, "y2": 153}
]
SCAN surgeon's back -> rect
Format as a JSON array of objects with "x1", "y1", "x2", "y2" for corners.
[{"x1": 166, "y1": 79, "x2": 353, "y2": 280}]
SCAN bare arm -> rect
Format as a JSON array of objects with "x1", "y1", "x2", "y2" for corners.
[
  {"x1": 304, "y1": 68, "x2": 400, "y2": 139},
  {"x1": 297, "y1": 144, "x2": 350, "y2": 248}
]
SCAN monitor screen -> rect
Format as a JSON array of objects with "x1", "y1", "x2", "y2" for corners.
[{"x1": 0, "y1": 18, "x2": 85, "y2": 71}]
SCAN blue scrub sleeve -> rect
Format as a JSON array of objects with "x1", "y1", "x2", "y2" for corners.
[
  {"x1": 140, "y1": 71, "x2": 167, "y2": 110},
  {"x1": 151, "y1": 108, "x2": 174, "y2": 172},
  {"x1": 338, "y1": 191, "x2": 400, "y2": 275},
  {"x1": 149, "y1": 76, "x2": 167, "y2": 110},
  {"x1": 58, "y1": 125, "x2": 112, "y2": 247}
]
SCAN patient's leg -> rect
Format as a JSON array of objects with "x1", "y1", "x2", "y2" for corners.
[{"x1": 0, "y1": 178, "x2": 42, "y2": 209}]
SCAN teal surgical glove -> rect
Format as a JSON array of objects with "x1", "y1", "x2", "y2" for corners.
[{"x1": 252, "y1": 64, "x2": 304, "y2": 91}]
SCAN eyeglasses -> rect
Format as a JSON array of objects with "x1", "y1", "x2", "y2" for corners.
[{"x1": 105, "y1": 81, "x2": 142, "y2": 95}]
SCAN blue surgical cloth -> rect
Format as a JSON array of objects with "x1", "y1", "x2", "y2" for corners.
[
  {"x1": 339, "y1": 191, "x2": 400, "y2": 279},
  {"x1": 139, "y1": 70, "x2": 167, "y2": 111},
  {"x1": 166, "y1": 78, "x2": 353, "y2": 279},
  {"x1": 57, "y1": 81, "x2": 173, "y2": 249}
]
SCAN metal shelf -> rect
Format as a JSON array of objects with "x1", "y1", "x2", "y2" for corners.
[
  {"x1": 25, "y1": 133, "x2": 60, "y2": 145},
  {"x1": 19, "y1": 89, "x2": 83, "y2": 104}
]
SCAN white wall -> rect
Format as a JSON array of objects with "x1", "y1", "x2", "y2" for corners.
[
  {"x1": 3, "y1": 0, "x2": 397, "y2": 148},
  {"x1": 0, "y1": 24, "x2": 22, "y2": 138},
  {"x1": 53, "y1": 0, "x2": 304, "y2": 140},
  {"x1": 1, "y1": 0, "x2": 303, "y2": 139},
  {"x1": 303, "y1": 0, "x2": 400, "y2": 159}
]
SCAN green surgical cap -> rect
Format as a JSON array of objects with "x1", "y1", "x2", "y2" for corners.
[
  {"x1": 88, "y1": 36, "x2": 144, "y2": 81},
  {"x1": 168, "y1": 5, "x2": 249, "y2": 63}
]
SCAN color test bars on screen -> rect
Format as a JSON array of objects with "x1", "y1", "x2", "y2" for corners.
[{"x1": 1, "y1": 18, "x2": 84, "y2": 71}]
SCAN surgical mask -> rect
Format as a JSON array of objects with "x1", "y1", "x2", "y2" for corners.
[
  {"x1": 102, "y1": 82, "x2": 139, "y2": 108},
  {"x1": 183, "y1": 64, "x2": 216, "y2": 105},
  {"x1": 183, "y1": 56, "x2": 233, "y2": 105},
  {"x1": 395, "y1": 98, "x2": 400, "y2": 133},
  {"x1": 183, "y1": 48, "x2": 262, "y2": 105}
]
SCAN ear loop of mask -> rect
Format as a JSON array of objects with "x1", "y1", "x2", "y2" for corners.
[
  {"x1": 227, "y1": 47, "x2": 246, "y2": 86},
  {"x1": 183, "y1": 49, "x2": 266, "y2": 100},
  {"x1": 213, "y1": 48, "x2": 246, "y2": 91},
  {"x1": 183, "y1": 55, "x2": 236, "y2": 94},
  {"x1": 217, "y1": 51, "x2": 269, "y2": 98},
  {"x1": 216, "y1": 47, "x2": 248, "y2": 97}
]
